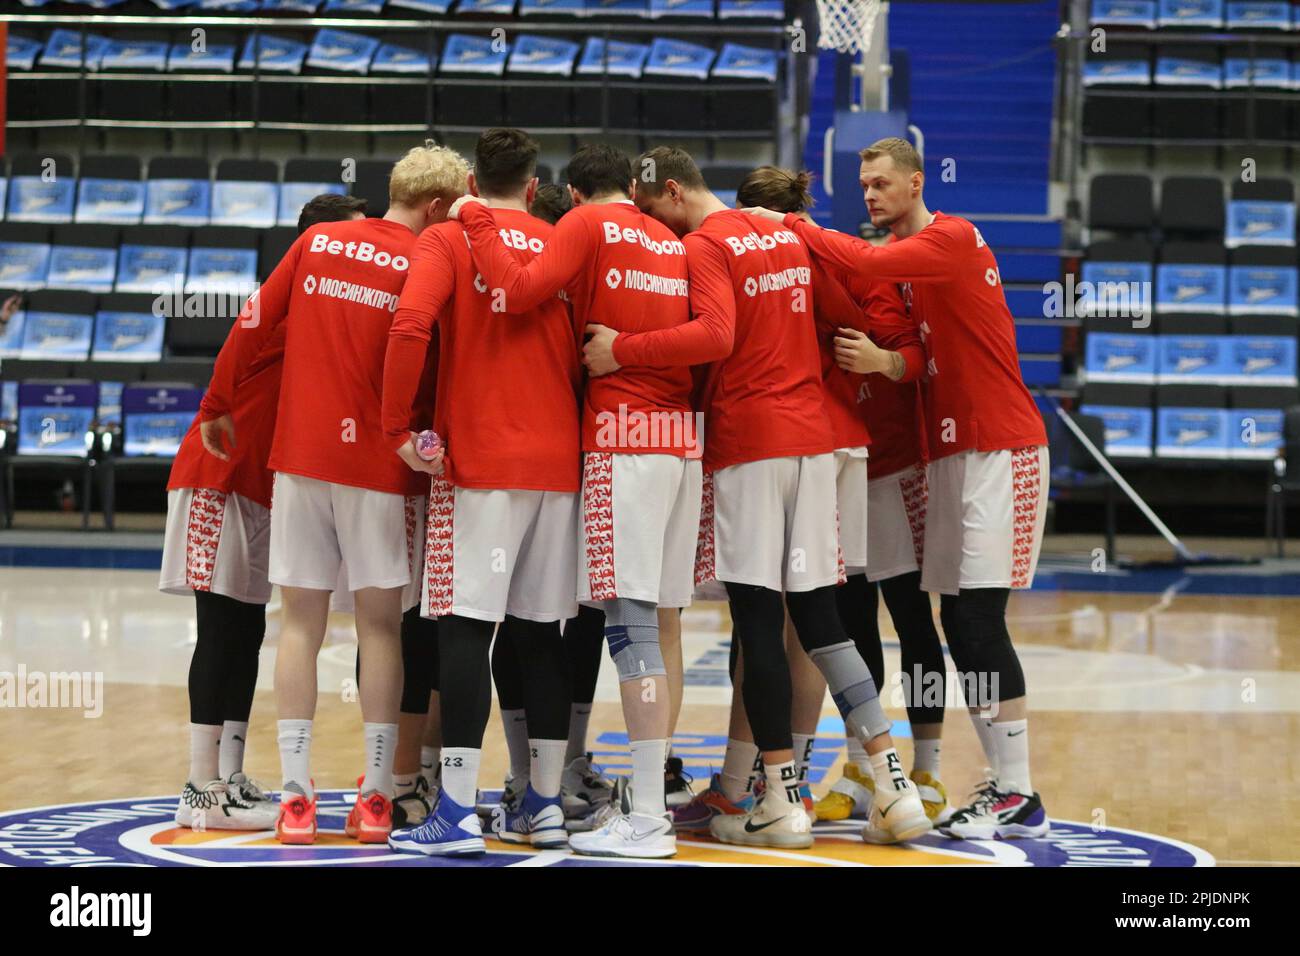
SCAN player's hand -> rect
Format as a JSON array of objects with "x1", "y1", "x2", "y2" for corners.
[
  {"x1": 741, "y1": 206, "x2": 787, "y2": 224},
  {"x1": 834, "y1": 327, "x2": 890, "y2": 375},
  {"x1": 200, "y1": 414, "x2": 236, "y2": 462},
  {"x1": 583, "y1": 323, "x2": 621, "y2": 377},
  {"x1": 0, "y1": 294, "x2": 21, "y2": 324},
  {"x1": 448, "y1": 195, "x2": 487, "y2": 221},
  {"x1": 396, "y1": 431, "x2": 445, "y2": 476}
]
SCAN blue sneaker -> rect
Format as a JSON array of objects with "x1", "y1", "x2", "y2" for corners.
[
  {"x1": 493, "y1": 783, "x2": 568, "y2": 849},
  {"x1": 388, "y1": 792, "x2": 485, "y2": 857}
]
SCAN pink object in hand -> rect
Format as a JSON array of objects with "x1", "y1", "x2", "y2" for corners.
[{"x1": 415, "y1": 429, "x2": 443, "y2": 461}]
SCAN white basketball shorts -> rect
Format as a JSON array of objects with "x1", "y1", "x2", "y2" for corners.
[
  {"x1": 331, "y1": 492, "x2": 427, "y2": 613},
  {"x1": 835, "y1": 446, "x2": 869, "y2": 574},
  {"x1": 160, "y1": 487, "x2": 272, "y2": 605},
  {"x1": 865, "y1": 462, "x2": 928, "y2": 583}
]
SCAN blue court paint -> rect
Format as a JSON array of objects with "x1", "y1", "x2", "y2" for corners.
[{"x1": 0, "y1": 546, "x2": 164, "y2": 569}]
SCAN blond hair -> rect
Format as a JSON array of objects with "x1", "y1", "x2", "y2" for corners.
[
  {"x1": 388, "y1": 140, "x2": 470, "y2": 207},
  {"x1": 858, "y1": 137, "x2": 922, "y2": 175}
]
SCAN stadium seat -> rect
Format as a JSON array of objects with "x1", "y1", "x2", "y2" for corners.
[
  {"x1": 1227, "y1": 178, "x2": 1295, "y2": 248},
  {"x1": 1081, "y1": 41, "x2": 1151, "y2": 141},
  {"x1": 438, "y1": 34, "x2": 508, "y2": 129},
  {"x1": 75, "y1": 156, "x2": 145, "y2": 225},
  {"x1": 302, "y1": 30, "x2": 378, "y2": 128},
  {"x1": 281, "y1": 159, "x2": 348, "y2": 227},
  {"x1": 1153, "y1": 44, "x2": 1221, "y2": 141},
  {"x1": 1223, "y1": 44, "x2": 1290, "y2": 143},
  {"x1": 117, "y1": 225, "x2": 190, "y2": 295},
  {"x1": 506, "y1": 36, "x2": 580, "y2": 129},
  {"x1": 185, "y1": 227, "x2": 259, "y2": 295},
  {"x1": 96, "y1": 29, "x2": 171, "y2": 122},
  {"x1": 369, "y1": 39, "x2": 435, "y2": 127},
  {"x1": 92, "y1": 292, "x2": 165, "y2": 364},
  {"x1": 212, "y1": 159, "x2": 280, "y2": 229},
  {"x1": 1080, "y1": 238, "x2": 1154, "y2": 332},
  {"x1": 573, "y1": 38, "x2": 646, "y2": 133},
  {"x1": 235, "y1": 34, "x2": 306, "y2": 123},
  {"x1": 46, "y1": 224, "x2": 120, "y2": 293},
  {"x1": 711, "y1": 43, "x2": 780, "y2": 134},
  {"x1": 1228, "y1": 245, "x2": 1298, "y2": 317},
  {"x1": 169, "y1": 30, "x2": 241, "y2": 123},
  {"x1": 7, "y1": 379, "x2": 97, "y2": 528},
  {"x1": 145, "y1": 158, "x2": 212, "y2": 226},
  {"x1": 1159, "y1": 176, "x2": 1224, "y2": 237},
  {"x1": 8, "y1": 153, "x2": 76, "y2": 223},
  {"x1": 1156, "y1": 241, "x2": 1227, "y2": 316},
  {"x1": 18, "y1": 290, "x2": 97, "y2": 361},
  {"x1": 0, "y1": 223, "x2": 54, "y2": 291},
  {"x1": 642, "y1": 38, "x2": 715, "y2": 133},
  {"x1": 1088, "y1": 174, "x2": 1154, "y2": 235}
]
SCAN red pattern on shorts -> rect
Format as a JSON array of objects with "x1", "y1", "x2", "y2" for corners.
[
  {"x1": 424, "y1": 476, "x2": 454, "y2": 616},
  {"x1": 583, "y1": 453, "x2": 617, "y2": 601},
  {"x1": 899, "y1": 464, "x2": 928, "y2": 570},
  {"x1": 834, "y1": 506, "x2": 847, "y2": 585},
  {"x1": 404, "y1": 494, "x2": 421, "y2": 579},
  {"x1": 695, "y1": 471, "x2": 716, "y2": 588},
  {"x1": 1010, "y1": 447, "x2": 1043, "y2": 589},
  {"x1": 185, "y1": 488, "x2": 226, "y2": 592}
]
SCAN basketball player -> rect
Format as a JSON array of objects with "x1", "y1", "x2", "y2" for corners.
[
  {"x1": 450, "y1": 142, "x2": 699, "y2": 859},
  {"x1": 199, "y1": 144, "x2": 467, "y2": 846},
  {"x1": 530, "y1": 182, "x2": 573, "y2": 225},
  {"x1": 584, "y1": 147, "x2": 929, "y2": 848},
  {"x1": 744, "y1": 137, "x2": 1050, "y2": 839},
  {"x1": 382, "y1": 128, "x2": 580, "y2": 857},
  {"x1": 162, "y1": 193, "x2": 366, "y2": 832}
]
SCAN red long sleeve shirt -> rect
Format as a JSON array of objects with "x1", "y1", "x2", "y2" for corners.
[
  {"x1": 612, "y1": 209, "x2": 831, "y2": 473},
  {"x1": 786, "y1": 211, "x2": 1047, "y2": 460},
  {"x1": 199, "y1": 218, "x2": 422, "y2": 496},
  {"x1": 382, "y1": 208, "x2": 582, "y2": 492},
  {"x1": 458, "y1": 199, "x2": 694, "y2": 456}
]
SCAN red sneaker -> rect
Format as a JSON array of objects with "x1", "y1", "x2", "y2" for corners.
[
  {"x1": 276, "y1": 787, "x2": 317, "y2": 845},
  {"x1": 345, "y1": 777, "x2": 393, "y2": 844}
]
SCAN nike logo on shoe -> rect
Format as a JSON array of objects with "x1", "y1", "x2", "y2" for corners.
[
  {"x1": 743, "y1": 817, "x2": 782, "y2": 834},
  {"x1": 1007, "y1": 729, "x2": 1025, "y2": 737}
]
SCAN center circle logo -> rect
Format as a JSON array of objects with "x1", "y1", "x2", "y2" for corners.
[{"x1": 0, "y1": 792, "x2": 1213, "y2": 868}]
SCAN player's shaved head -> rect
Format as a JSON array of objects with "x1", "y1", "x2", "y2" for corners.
[
  {"x1": 566, "y1": 144, "x2": 633, "y2": 200},
  {"x1": 635, "y1": 146, "x2": 706, "y2": 197},
  {"x1": 858, "y1": 137, "x2": 922, "y2": 175},
  {"x1": 474, "y1": 127, "x2": 541, "y2": 198}
]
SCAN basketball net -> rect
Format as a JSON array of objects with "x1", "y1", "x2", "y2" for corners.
[{"x1": 814, "y1": 0, "x2": 882, "y2": 55}]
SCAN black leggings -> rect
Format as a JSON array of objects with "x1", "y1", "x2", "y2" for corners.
[
  {"x1": 725, "y1": 583, "x2": 792, "y2": 753},
  {"x1": 564, "y1": 605, "x2": 606, "y2": 705},
  {"x1": 939, "y1": 588, "x2": 1025, "y2": 707},
  {"x1": 352, "y1": 607, "x2": 440, "y2": 715},
  {"x1": 438, "y1": 615, "x2": 496, "y2": 749},
  {"x1": 189, "y1": 590, "x2": 266, "y2": 726},
  {"x1": 482, "y1": 617, "x2": 573, "y2": 743}
]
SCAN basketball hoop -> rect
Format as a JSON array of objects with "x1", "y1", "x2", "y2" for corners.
[{"x1": 814, "y1": 0, "x2": 883, "y2": 56}]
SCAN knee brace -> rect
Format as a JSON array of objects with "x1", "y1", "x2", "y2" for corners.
[
  {"x1": 806, "y1": 641, "x2": 892, "y2": 741},
  {"x1": 603, "y1": 598, "x2": 665, "y2": 681}
]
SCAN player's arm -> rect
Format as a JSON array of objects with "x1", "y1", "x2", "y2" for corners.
[
  {"x1": 198, "y1": 235, "x2": 302, "y2": 459},
  {"x1": 836, "y1": 275, "x2": 924, "y2": 382},
  {"x1": 593, "y1": 234, "x2": 735, "y2": 373},
  {"x1": 383, "y1": 232, "x2": 454, "y2": 473},
  {"x1": 457, "y1": 200, "x2": 587, "y2": 313},
  {"x1": 779, "y1": 213, "x2": 964, "y2": 284}
]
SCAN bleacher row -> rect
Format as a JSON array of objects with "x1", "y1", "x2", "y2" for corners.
[
  {"x1": 1076, "y1": 172, "x2": 1299, "y2": 461},
  {"x1": 0, "y1": 0, "x2": 785, "y2": 17},
  {"x1": 1091, "y1": 0, "x2": 1300, "y2": 30}
]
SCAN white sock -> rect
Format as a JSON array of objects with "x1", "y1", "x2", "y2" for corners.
[
  {"x1": 764, "y1": 760, "x2": 801, "y2": 804},
  {"x1": 501, "y1": 708, "x2": 530, "y2": 788},
  {"x1": 360, "y1": 722, "x2": 398, "y2": 797},
  {"x1": 630, "y1": 738, "x2": 667, "y2": 816},
  {"x1": 440, "y1": 747, "x2": 480, "y2": 808},
  {"x1": 530, "y1": 739, "x2": 567, "y2": 800},
  {"x1": 912, "y1": 737, "x2": 942, "y2": 777},
  {"x1": 218, "y1": 720, "x2": 249, "y2": 779},
  {"x1": 394, "y1": 772, "x2": 417, "y2": 796},
  {"x1": 719, "y1": 737, "x2": 759, "y2": 803},
  {"x1": 420, "y1": 746, "x2": 440, "y2": 792},
  {"x1": 992, "y1": 719, "x2": 1032, "y2": 794},
  {"x1": 566, "y1": 703, "x2": 592, "y2": 764},
  {"x1": 846, "y1": 734, "x2": 871, "y2": 773},
  {"x1": 277, "y1": 719, "x2": 313, "y2": 799},
  {"x1": 970, "y1": 711, "x2": 999, "y2": 776},
  {"x1": 869, "y1": 747, "x2": 910, "y2": 795},
  {"x1": 792, "y1": 733, "x2": 814, "y2": 784},
  {"x1": 189, "y1": 724, "x2": 221, "y2": 784}
]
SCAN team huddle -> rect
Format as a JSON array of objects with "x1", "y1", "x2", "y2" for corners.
[{"x1": 160, "y1": 128, "x2": 1052, "y2": 860}]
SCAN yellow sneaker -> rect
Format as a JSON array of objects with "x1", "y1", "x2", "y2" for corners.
[
  {"x1": 813, "y1": 763, "x2": 875, "y2": 821},
  {"x1": 909, "y1": 770, "x2": 953, "y2": 825}
]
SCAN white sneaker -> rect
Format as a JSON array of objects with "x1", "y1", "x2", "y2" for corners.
[
  {"x1": 569, "y1": 810, "x2": 676, "y2": 859},
  {"x1": 477, "y1": 774, "x2": 522, "y2": 819},
  {"x1": 709, "y1": 792, "x2": 813, "y2": 849},
  {"x1": 561, "y1": 753, "x2": 617, "y2": 819},
  {"x1": 393, "y1": 776, "x2": 432, "y2": 828},
  {"x1": 861, "y1": 778, "x2": 932, "y2": 845},
  {"x1": 175, "y1": 779, "x2": 278, "y2": 831}
]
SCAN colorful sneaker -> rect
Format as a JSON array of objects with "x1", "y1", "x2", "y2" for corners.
[
  {"x1": 345, "y1": 778, "x2": 393, "y2": 844},
  {"x1": 393, "y1": 775, "x2": 432, "y2": 829},
  {"x1": 910, "y1": 770, "x2": 953, "y2": 825},
  {"x1": 798, "y1": 783, "x2": 817, "y2": 822},
  {"x1": 175, "y1": 779, "x2": 278, "y2": 831},
  {"x1": 709, "y1": 792, "x2": 813, "y2": 849},
  {"x1": 275, "y1": 788, "x2": 318, "y2": 845},
  {"x1": 671, "y1": 773, "x2": 754, "y2": 832},
  {"x1": 569, "y1": 810, "x2": 676, "y2": 859},
  {"x1": 388, "y1": 792, "x2": 485, "y2": 857},
  {"x1": 561, "y1": 754, "x2": 617, "y2": 819},
  {"x1": 939, "y1": 787, "x2": 1049, "y2": 840},
  {"x1": 664, "y1": 756, "x2": 695, "y2": 809},
  {"x1": 813, "y1": 763, "x2": 875, "y2": 821},
  {"x1": 493, "y1": 783, "x2": 569, "y2": 849},
  {"x1": 936, "y1": 771, "x2": 999, "y2": 835}
]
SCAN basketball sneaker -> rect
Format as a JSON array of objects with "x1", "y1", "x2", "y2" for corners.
[
  {"x1": 345, "y1": 778, "x2": 394, "y2": 844},
  {"x1": 861, "y1": 779, "x2": 931, "y2": 845},
  {"x1": 175, "y1": 779, "x2": 279, "y2": 831},
  {"x1": 664, "y1": 756, "x2": 695, "y2": 809},
  {"x1": 493, "y1": 783, "x2": 569, "y2": 849},
  {"x1": 813, "y1": 763, "x2": 874, "y2": 821},
  {"x1": 569, "y1": 809, "x2": 676, "y2": 859},
  {"x1": 393, "y1": 775, "x2": 432, "y2": 829},
  {"x1": 561, "y1": 753, "x2": 616, "y2": 819},
  {"x1": 798, "y1": 782, "x2": 817, "y2": 822},
  {"x1": 939, "y1": 786, "x2": 1049, "y2": 840},
  {"x1": 671, "y1": 773, "x2": 754, "y2": 831},
  {"x1": 478, "y1": 774, "x2": 523, "y2": 819},
  {"x1": 276, "y1": 788, "x2": 318, "y2": 845},
  {"x1": 709, "y1": 792, "x2": 813, "y2": 849},
  {"x1": 388, "y1": 792, "x2": 485, "y2": 857},
  {"x1": 910, "y1": 770, "x2": 954, "y2": 825}
]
